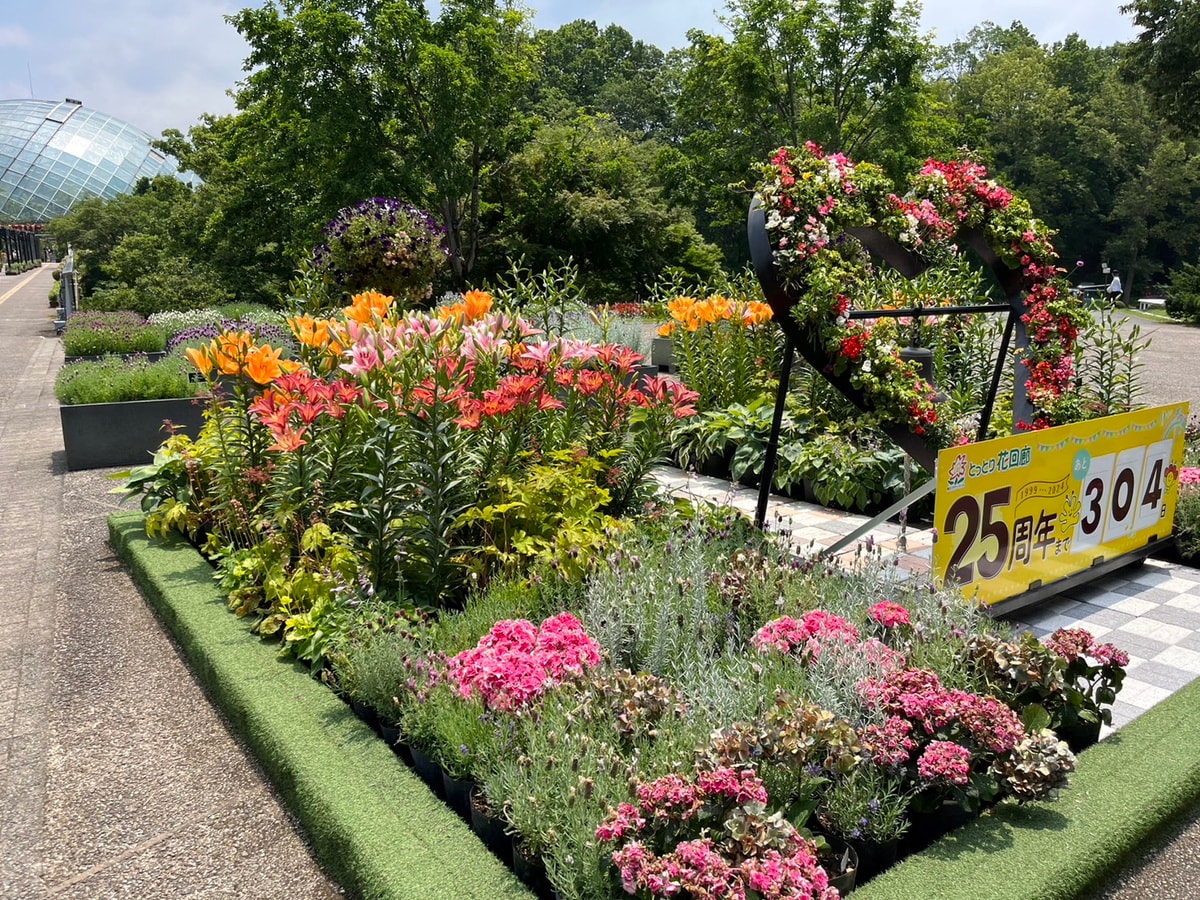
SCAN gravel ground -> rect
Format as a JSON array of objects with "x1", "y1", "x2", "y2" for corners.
[
  {"x1": 35, "y1": 467, "x2": 345, "y2": 899},
  {"x1": 1114, "y1": 309, "x2": 1200, "y2": 416}
]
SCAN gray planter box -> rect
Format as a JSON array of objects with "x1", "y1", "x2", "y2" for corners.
[
  {"x1": 60, "y1": 397, "x2": 207, "y2": 470},
  {"x1": 651, "y1": 336, "x2": 675, "y2": 372}
]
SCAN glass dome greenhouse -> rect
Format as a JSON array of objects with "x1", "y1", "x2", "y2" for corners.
[{"x1": 0, "y1": 98, "x2": 187, "y2": 224}]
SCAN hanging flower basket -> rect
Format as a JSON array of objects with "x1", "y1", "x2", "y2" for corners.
[{"x1": 750, "y1": 143, "x2": 1090, "y2": 439}]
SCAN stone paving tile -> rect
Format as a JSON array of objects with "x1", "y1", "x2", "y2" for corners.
[
  {"x1": 1144, "y1": 604, "x2": 1200, "y2": 630},
  {"x1": 1104, "y1": 631, "x2": 1173, "y2": 662},
  {"x1": 1119, "y1": 617, "x2": 1195, "y2": 645},
  {"x1": 1125, "y1": 660, "x2": 1200, "y2": 692},
  {"x1": 1075, "y1": 605, "x2": 1138, "y2": 631},
  {"x1": 1117, "y1": 678, "x2": 1176, "y2": 710},
  {"x1": 1152, "y1": 644, "x2": 1200, "y2": 674},
  {"x1": 1166, "y1": 592, "x2": 1200, "y2": 612},
  {"x1": 1176, "y1": 632, "x2": 1200, "y2": 653}
]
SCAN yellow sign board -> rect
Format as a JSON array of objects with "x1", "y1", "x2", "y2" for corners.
[{"x1": 933, "y1": 403, "x2": 1190, "y2": 606}]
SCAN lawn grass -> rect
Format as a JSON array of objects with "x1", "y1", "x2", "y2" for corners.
[
  {"x1": 109, "y1": 511, "x2": 533, "y2": 900},
  {"x1": 110, "y1": 510, "x2": 1200, "y2": 900}
]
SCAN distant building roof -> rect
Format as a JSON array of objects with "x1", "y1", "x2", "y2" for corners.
[{"x1": 0, "y1": 98, "x2": 192, "y2": 224}]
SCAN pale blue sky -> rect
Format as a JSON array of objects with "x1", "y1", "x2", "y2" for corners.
[{"x1": 0, "y1": 1, "x2": 1139, "y2": 138}]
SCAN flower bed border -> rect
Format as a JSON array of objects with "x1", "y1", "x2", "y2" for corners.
[
  {"x1": 110, "y1": 509, "x2": 1200, "y2": 899},
  {"x1": 108, "y1": 511, "x2": 533, "y2": 900}
]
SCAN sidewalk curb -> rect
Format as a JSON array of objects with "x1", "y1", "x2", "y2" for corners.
[{"x1": 108, "y1": 511, "x2": 533, "y2": 900}]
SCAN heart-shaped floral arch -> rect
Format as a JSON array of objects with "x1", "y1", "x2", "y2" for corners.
[{"x1": 749, "y1": 143, "x2": 1089, "y2": 474}]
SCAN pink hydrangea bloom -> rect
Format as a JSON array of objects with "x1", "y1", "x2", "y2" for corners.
[
  {"x1": 739, "y1": 843, "x2": 837, "y2": 900},
  {"x1": 861, "y1": 716, "x2": 917, "y2": 767},
  {"x1": 1091, "y1": 642, "x2": 1131, "y2": 667},
  {"x1": 697, "y1": 767, "x2": 769, "y2": 805},
  {"x1": 948, "y1": 690, "x2": 1026, "y2": 754},
  {"x1": 636, "y1": 773, "x2": 704, "y2": 821},
  {"x1": 1179, "y1": 467, "x2": 1200, "y2": 485},
  {"x1": 857, "y1": 668, "x2": 954, "y2": 734},
  {"x1": 917, "y1": 740, "x2": 973, "y2": 786}
]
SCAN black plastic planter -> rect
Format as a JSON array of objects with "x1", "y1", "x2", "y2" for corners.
[{"x1": 59, "y1": 397, "x2": 206, "y2": 470}]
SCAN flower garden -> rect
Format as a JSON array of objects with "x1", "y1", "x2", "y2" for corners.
[{"x1": 105, "y1": 154, "x2": 1200, "y2": 899}]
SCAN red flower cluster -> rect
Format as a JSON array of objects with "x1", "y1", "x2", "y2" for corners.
[
  {"x1": 248, "y1": 371, "x2": 364, "y2": 452},
  {"x1": 839, "y1": 331, "x2": 869, "y2": 361},
  {"x1": 868, "y1": 601, "x2": 912, "y2": 628},
  {"x1": 918, "y1": 159, "x2": 1014, "y2": 211},
  {"x1": 751, "y1": 611, "x2": 860, "y2": 660}
]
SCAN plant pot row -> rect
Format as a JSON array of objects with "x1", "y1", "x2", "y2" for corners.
[
  {"x1": 340, "y1": 696, "x2": 557, "y2": 899},
  {"x1": 343, "y1": 688, "x2": 1084, "y2": 896}
]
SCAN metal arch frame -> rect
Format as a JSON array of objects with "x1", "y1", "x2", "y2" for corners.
[{"x1": 746, "y1": 196, "x2": 1033, "y2": 530}]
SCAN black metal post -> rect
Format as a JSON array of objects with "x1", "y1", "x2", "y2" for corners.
[
  {"x1": 755, "y1": 337, "x2": 796, "y2": 530},
  {"x1": 977, "y1": 310, "x2": 1017, "y2": 442}
]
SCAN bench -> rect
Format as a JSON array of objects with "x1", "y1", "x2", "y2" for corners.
[{"x1": 1138, "y1": 297, "x2": 1167, "y2": 311}]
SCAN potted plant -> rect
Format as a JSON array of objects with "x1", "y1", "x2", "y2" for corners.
[
  {"x1": 967, "y1": 629, "x2": 1128, "y2": 753},
  {"x1": 817, "y1": 763, "x2": 911, "y2": 883},
  {"x1": 595, "y1": 766, "x2": 841, "y2": 899},
  {"x1": 1041, "y1": 628, "x2": 1130, "y2": 750},
  {"x1": 55, "y1": 355, "x2": 209, "y2": 470},
  {"x1": 61, "y1": 310, "x2": 168, "y2": 361}
]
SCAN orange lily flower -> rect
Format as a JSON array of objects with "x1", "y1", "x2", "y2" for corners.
[
  {"x1": 462, "y1": 290, "x2": 493, "y2": 322},
  {"x1": 243, "y1": 344, "x2": 287, "y2": 385},
  {"x1": 185, "y1": 345, "x2": 215, "y2": 379},
  {"x1": 343, "y1": 290, "x2": 393, "y2": 324}
]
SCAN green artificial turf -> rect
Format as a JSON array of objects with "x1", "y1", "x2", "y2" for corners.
[
  {"x1": 109, "y1": 511, "x2": 533, "y2": 900},
  {"x1": 111, "y1": 510, "x2": 1200, "y2": 900}
]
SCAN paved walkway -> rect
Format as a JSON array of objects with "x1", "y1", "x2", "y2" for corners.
[
  {"x1": 0, "y1": 267, "x2": 340, "y2": 899},
  {"x1": 0, "y1": 263, "x2": 1195, "y2": 896}
]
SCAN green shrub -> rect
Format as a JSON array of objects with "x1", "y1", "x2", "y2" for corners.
[
  {"x1": 1165, "y1": 261, "x2": 1200, "y2": 323},
  {"x1": 55, "y1": 355, "x2": 201, "y2": 405},
  {"x1": 61, "y1": 311, "x2": 168, "y2": 357}
]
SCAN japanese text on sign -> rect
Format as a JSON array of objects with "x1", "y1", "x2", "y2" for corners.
[{"x1": 933, "y1": 404, "x2": 1189, "y2": 606}]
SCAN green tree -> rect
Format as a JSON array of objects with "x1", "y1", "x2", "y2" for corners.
[
  {"x1": 532, "y1": 21, "x2": 672, "y2": 137},
  {"x1": 208, "y1": 0, "x2": 538, "y2": 289},
  {"x1": 485, "y1": 115, "x2": 722, "y2": 299},
  {"x1": 1121, "y1": 0, "x2": 1200, "y2": 134},
  {"x1": 1107, "y1": 138, "x2": 1200, "y2": 298},
  {"x1": 669, "y1": 0, "x2": 931, "y2": 263},
  {"x1": 937, "y1": 24, "x2": 1165, "y2": 281},
  {"x1": 50, "y1": 176, "x2": 235, "y2": 315}
]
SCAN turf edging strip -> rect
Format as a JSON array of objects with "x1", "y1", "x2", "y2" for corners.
[
  {"x1": 109, "y1": 511, "x2": 533, "y2": 900},
  {"x1": 852, "y1": 661, "x2": 1200, "y2": 898}
]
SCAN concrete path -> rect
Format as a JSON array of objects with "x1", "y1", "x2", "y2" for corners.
[{"x1": 0, "y1": 267, "x2": 341, "y2": 899}]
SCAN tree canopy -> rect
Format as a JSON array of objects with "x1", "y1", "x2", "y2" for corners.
[{"x1": 50, "y1": 0, "x2": 1200, "y2": 308}]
